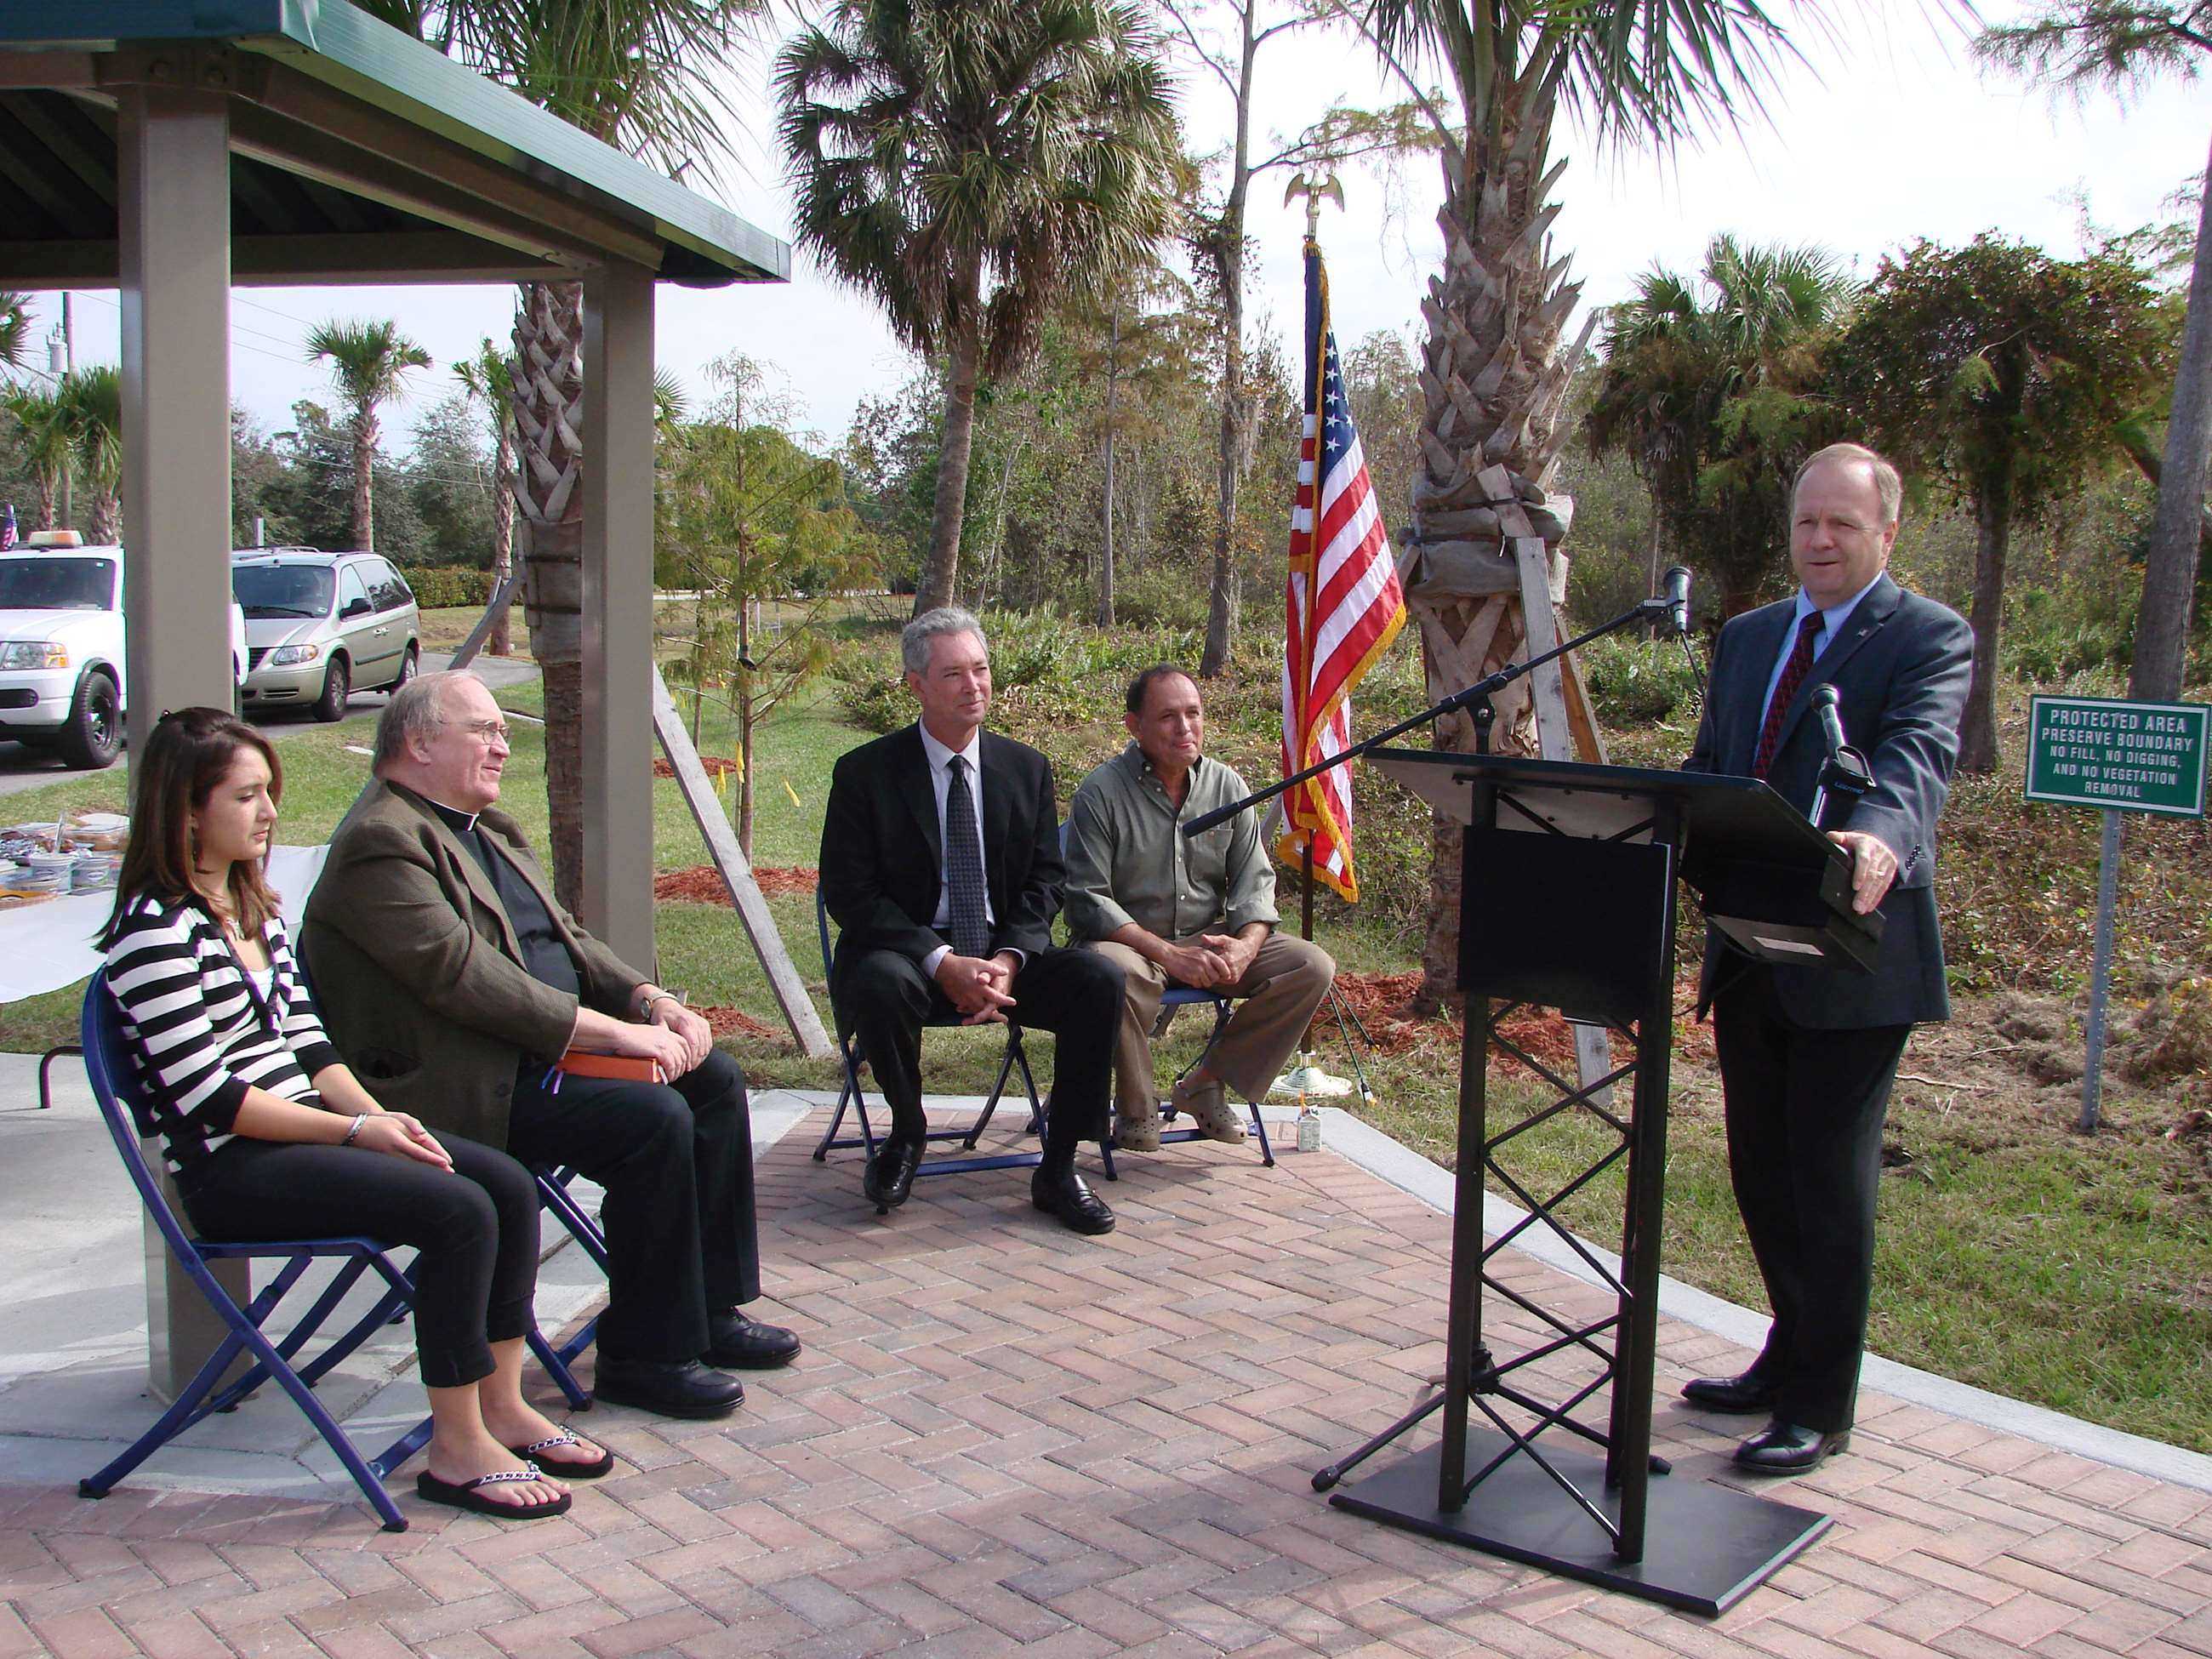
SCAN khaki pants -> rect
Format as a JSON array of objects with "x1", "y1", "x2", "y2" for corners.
[{"x1": 1080, "y1": 932, "x2": 1335, "y2": 1119}]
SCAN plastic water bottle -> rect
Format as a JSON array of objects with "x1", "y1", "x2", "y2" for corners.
[{"x1": 1297, "y1": 1098, "x2": 1321, "y2": 1154}]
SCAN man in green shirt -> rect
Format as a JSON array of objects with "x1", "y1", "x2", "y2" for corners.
[{"x1": 1063, "y1": 665, "x2": 1335, "y2": 1150}]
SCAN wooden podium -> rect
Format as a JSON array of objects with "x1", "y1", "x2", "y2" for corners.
[{"x1": 1316, "y1": 747, "x2": 1876, "y2": 1615}]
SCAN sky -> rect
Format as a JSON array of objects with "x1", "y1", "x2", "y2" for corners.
[{"x1": 13, "y1": 0, "x2": 2205, "y2": 457}]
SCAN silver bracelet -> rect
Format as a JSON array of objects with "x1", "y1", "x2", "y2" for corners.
[{"x1": 341, "y1": 1114, "x2": 368, "y2": 1146}]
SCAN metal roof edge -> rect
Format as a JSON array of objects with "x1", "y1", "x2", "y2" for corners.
[{"x1": 0, "y1": 0, "x2": 791, "y2": 286}]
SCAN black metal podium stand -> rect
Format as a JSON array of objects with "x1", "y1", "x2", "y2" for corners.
[{"x1": 1317, "y1": 748, "x2": 1875, "y2": 1616}]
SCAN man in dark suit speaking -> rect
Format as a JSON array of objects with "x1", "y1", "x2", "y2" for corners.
[
  {"x1": 1680, "y1": 443, "x2": 1972, "y2": 1474},
  {"x1": 819, "y1": 607, "x2": 1125, "y2": 1234}
]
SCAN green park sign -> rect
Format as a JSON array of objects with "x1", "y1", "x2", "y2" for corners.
[{"x1": 2025, "y1": 695, "x2": 2209, "y2": 819}]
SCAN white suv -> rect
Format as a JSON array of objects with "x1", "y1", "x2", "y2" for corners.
[{"x1": 0, "y1": 546, "x2": 248, "y2": 769}]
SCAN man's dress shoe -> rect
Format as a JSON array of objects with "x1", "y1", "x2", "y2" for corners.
[
  {"x1": 1030, "y1": 1164, "x2": 1115, "y2": 1234},
  {"x1": 593, "y1": 1356, "x2": 744, "y2": 1419},
  {"x1": 1733, "y1": 1419, "x2": 1850, "y2": 1474},
  {"x1": 1682, "y1": 1371, "x2": 1780, "y2": 1415},
  {"x1": 863, "y1": 1137, "x2": 923, "y2": 1211},
  {"x1": 705, "y1": 1310, "x2": 801, "y2": 1370}
]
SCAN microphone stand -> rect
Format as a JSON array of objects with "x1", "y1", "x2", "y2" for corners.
[{"x1": 1186, "y1": 591, "x2": 1683, "y2": 839}]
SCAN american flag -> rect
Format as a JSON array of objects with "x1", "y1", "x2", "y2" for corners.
[
  {"x1": 1276, "y1": 239, "x2": 1407, "y2": 902},
  {"x1": 0, "y1": 505, "x2": 15, "y2": 550}
]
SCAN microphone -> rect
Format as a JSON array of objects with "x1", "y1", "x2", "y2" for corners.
[
  {"x1": 1662, "y1": 566, "x2": 1692, "y2": 636},
  {"x1": 1813, "y1": 683, "x2": 1846, "y2": 756}
]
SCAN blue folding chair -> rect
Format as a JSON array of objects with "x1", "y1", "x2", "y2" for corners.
[
  {"x1": 77, "y1": 973, "x2": 586, "y2": 1531},
  {"x1": 812, "y1": 887, "x2": 1126, "y2": 1187},
  {"x1": 1053, "y1": 824, "x2": 1275, "y2": 1166},
  {"x1": 533, "y1": 1163, "x2": 606, "y2": 1379}
]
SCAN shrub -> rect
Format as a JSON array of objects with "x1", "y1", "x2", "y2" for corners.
[
  {"x1": 1578, "y1": 633, "x2": 1702, "y2": 725},
  {"x1": 400, "y1": 565, "x2": 497, "y2": 609}
]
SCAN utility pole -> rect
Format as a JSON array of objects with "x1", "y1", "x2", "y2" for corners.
[{"x1": 57, "y1": 293, "x2": 74, "y2": 530}]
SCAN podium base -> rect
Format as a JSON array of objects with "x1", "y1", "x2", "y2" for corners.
[{"x1": 1328, "y1": 1433, "x2": 1831, "y2": 1616}]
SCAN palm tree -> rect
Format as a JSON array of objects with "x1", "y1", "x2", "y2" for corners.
[
  {"x1": 453, "y1": 338, "x2": 521, "y2": 655},
  {"x1": 1356, "y1": 0, "x2": 1807, "y2": 1012},
  {"x1": 1585, "y1": 235, "x2": 1856, "y2": 617},
  {"x1": 0, "y1": 294, "x2": 32, "y2": 374},
  {"x1": 2, "y1": 383, "x2": 72, "y2": 530},
  {"x1": 368, "y1": 0, "x2": 755, "y2": 906},
  {"x1": 55, "y1": 366, "x2": 123, "y2": 544},
  {"x1": 306, "y1": 318, "x2": 430, "y2": 554},
  {"x1": 778, "y1": 0, "x2": 1183, "y2": 615}
]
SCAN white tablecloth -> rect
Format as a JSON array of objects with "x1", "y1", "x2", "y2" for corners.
[{"x1": 0, "y1": 844, "x2": 328, "y2": 1005}]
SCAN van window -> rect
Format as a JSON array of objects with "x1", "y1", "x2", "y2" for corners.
[
  {"x1": 368, "y1": 560, "x2": 413, "y2": 613},
  {"x1": 337, "y1": 565, "x2": 373, "y2": 617},
  {"x1": 233, "y1": 563, "x2": 335, "y2": 619}
]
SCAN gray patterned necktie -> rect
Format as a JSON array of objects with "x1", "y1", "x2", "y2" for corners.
[{"x1": 944, "y1": 754, "x2": 989, "y2": 960}]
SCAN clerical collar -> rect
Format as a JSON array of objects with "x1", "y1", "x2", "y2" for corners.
[{"x1": 422, "y1": 797, "x2": 482, "y2": 835}]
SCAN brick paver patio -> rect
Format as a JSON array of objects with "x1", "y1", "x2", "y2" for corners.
[{"x1": 3, "y1": 1109, "x2": 2209, "y2": 1658}]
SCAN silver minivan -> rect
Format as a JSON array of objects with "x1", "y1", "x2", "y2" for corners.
[{"x1": 232, "y1": 550, "x2": 421, "y2": 721}]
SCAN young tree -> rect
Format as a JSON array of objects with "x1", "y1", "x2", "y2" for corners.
[
  {"x1": 1585, "y1": 235, "x2": 1856, "y2": 616},
  {"x1": 778, "y1": 0, "x2": 1183, "y2": 616},
  {"x1": 453, "y1": 339, "x2": 520, "y2": 654},
  {"x1": 662, "y1": 354, "x2": 879, "y2": 854},
  {"x1": 305, "y1": 317, "x2": 431, "y2": 554},
  {"x1": 0, "y1": 294, "x2": 31, "y2": 374},
  {"x1": 1839, "y1": 235, "x2": 2170, "y2": 772},
  {"x1": 408, "y1": 391, "x2": 498, "y2": 566},
  {"x1": 1977, "y1": 0, "x2": 2210, "y2": 699}
]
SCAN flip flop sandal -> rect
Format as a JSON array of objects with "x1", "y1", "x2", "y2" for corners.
[
  {"x1": 415, "y1": 1463, "x2": 573, "y2": 1519},
  {"x1": 506, "y1": 1432, "x2": 615, "y2": 1479}
]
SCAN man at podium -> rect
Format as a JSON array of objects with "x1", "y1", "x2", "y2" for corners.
[{"x1": 1680, "y1": 443, "x2": 1972, "y2": 1474}]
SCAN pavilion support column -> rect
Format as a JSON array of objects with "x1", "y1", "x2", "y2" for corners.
[
  {"x1": 579, "y1": 261, "x2": 657, "y2": 971},
  {"x1": 117, "y1": 85, "x2": 245, "y2": 1402}
]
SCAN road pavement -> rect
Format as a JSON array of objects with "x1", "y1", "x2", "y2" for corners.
[{"x1": 0, "y1": 652, "x2": 539, "y2": 801}]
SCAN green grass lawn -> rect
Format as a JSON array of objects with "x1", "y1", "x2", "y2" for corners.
[{"x1": 5, "y1": 612, "x2": 2208, "y2": 1456}]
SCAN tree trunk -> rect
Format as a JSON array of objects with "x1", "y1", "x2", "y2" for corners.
[
  {"x1": 917, "y1": 254, "x2": 984, "y2": 617},
  {"x1": 738, "y1": 594, "x2": 755, "y2": 860},
  {"x1": 1404, "y1": 67, "x2": 1586, "y2": 1016},
  {"x1": 510, "y1": 280, "x2": 588, "y2": 907},
  {"x1": 2129, "y1": 123, "x2": 2212, "y2": 704},
  {"x1": 1099, "y1": 305, "x2": 1120, "y2": 628},
  {"x1": 32, "y1": 473, "x2": 53, "y2": 531},
  {"x1": 1958, "y1": 477, "x2": 2012, "y2": 775},
  {"x1": 352, "y1": 405, "x2": 378, "y2": 553},
  {"x1": 1200, "y1": 4, "x2": 1258, "y2": 679},
  {"x1": 89, "y1": 491, "x2": 119, "y2": 544},
  {"x1": 490, "y1": 412, "x2": 516, "y2": 658}
]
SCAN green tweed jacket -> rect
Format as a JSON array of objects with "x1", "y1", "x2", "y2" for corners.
[{"x1": 300, "y1": 778, "x2": 646, "y2": 1149}]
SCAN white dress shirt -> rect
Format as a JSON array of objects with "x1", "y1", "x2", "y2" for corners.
[
  {"x1": 1759, "y1": 573, "x2": 1885, "y2": 733},
  {"x1": 916, "y1": 721, "x2": 996, "y2": 978}
]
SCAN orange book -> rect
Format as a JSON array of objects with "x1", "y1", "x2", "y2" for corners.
[{"x1": 550, "y1": 1049, "x2": 665, "y2": 1085}]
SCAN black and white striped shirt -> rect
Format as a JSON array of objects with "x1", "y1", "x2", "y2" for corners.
[{"x1": 102, "y1": 893, "x2": 342, "y2": 1181}]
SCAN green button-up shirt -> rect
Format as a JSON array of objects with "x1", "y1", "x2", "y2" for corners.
[{"x1": 1063, "y1": 742, "x2": 1280, "y2": 943}]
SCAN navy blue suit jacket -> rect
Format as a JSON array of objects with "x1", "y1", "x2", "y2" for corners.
[{"x1": 1684, "y1": 573, "x2": 1972, "y2": 1029}]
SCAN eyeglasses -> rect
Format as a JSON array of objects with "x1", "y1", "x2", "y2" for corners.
[{"x1": 457, "y1": 719, "x2": 511, "y2": 745}]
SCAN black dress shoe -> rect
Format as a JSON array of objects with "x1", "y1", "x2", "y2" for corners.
[
  {"x1": 592, "y1": 1356, "x2": 744, "y2": 1420},
  {"x1": 863, "y1": 1137, "x2": 923, "y2": 1211},
  {"x1": 704, "y1": 1309, "x2": 801, "y2": 1370},
  {"x1": 1030, "y1": 1164, "x2": 1115, "y2": 1235},
  {"x1": 1733, "y1": 1419, "x2": 1850, "y2": 1474},
  {"x1": 1682, "y1": 1371, "x2": 1781, "y2": 1415}
]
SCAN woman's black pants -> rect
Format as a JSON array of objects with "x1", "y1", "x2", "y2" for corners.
[{"x1": 182, "y1": 1131, "x2": 540, "y2": 1389}]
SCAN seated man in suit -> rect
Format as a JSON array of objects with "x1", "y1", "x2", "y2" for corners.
[
  {"x1": 1681, "y1": 442, "x2": 1972, "y2": 1474},
  {"x1": 303, "y1": 671, "x2": 798, "y2": 1422},
  {"x1": 818, "y1": 607, "x2": 1124, "y2": 1234},
  {"x1": 1063, "y1": 665, "x2": 1335, "y2": 1150}
]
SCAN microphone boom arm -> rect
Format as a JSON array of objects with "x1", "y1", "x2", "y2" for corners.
[{"x1": 1183, "y1": 590, "x2": 1678, "y2": 837}]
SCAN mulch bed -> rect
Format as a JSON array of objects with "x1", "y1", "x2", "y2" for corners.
[
  {"x1": 652, "y1": 755, "x2": 741, "y2": 778},
  {"x1": 694, "y1": 1005, "x2": 789, "y2": 1044},
  {"x1": 654, "y1": 864, "x2": 819, "y2": 902},
  {"x1": 1329, "y1": 968, "x2": 1716, "y2": 1073}
]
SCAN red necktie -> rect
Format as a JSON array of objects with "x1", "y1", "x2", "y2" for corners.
[{"x1": 1753, "y1": 611, "x2": 1824, "y2": 779}]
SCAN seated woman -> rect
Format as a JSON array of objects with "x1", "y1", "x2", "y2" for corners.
[{"x1": 97, "y1": 707, "x2": 608, "y2": 1520}]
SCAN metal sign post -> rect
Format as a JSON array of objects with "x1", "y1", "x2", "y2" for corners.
[{"x1": 2023, "y1": 694, "x2": 2209, "y2": 1132}]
